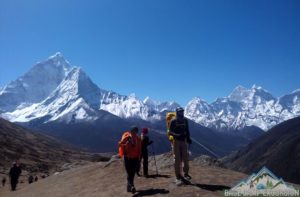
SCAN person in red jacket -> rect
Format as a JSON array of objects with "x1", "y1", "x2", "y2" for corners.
[{"x1": 118, "y1": 126, "x2": 142, "y2": 194}]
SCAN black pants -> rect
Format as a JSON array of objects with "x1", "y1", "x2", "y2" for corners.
[
  {"x1": 141, "y1": 151, "x2": 148, "y2": 176},
  {"x1": 124, "y1": 157, "x2": 139, "y2": 187},
  {"x1": 10, "y1": 178, "x2": 18, "y2": 191}
]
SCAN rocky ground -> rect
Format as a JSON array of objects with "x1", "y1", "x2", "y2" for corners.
[{"x1": 0, "y1": 153, "x2": 250, "y2": 197}]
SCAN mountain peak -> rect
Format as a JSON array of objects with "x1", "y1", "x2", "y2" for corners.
[
  {"x1": 9, "y1": 66, "x2": 103, "y2": 123},
  {"x1": 143, "y1": 96, "x2": 154, "y2": 105},
  {"x1": 292, "y1": 89, "x2": 300, "y2": 94},
  {"x1": 190, "y1": 97, "x2": 207, "y2": 103},
  {"x1": 250, "y1": 86, "x2": 275, "y2": 101},
  {"x1": 186, "y1": 97, "x2": 210, "y2": 110},
  {"x1": 228, "y1": 85, "x2": 273, "y2": 102},
  {"x1": 44, "y1": 52, "x2": 71, "y2": 70},
  {"x1": 143, "y1": 96, "x2": 152, "y2": 102},
  {"x1": 251, "y1": 85, "x2": 271, "y2": 94},
  {"x1": 232, "y1": 85, "x2": 248, "y2": 93},
  {"x1": 251, "y1": 84, "x2": 262, "y2": 90},
  {"x1": 0, "y1": 53, "x2": 73, "y2": 112},
  {"x1": 128, "y1": 93, "x2": 137, "y2": 98},
  {"x1": 228, "y1": 86, "x2": 249, "y2": 101},
  {"x1": 48, "y1": 52, "x2": 64, "y2": 59},
  {"x1": 61, "y1": 67, "x2": 99, "y2": 96},
  {"x1": 143, "y1": 96, "x2": 160, "y2": 106}
]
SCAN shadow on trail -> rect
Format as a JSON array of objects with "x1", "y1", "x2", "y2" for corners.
[
  {"x1": 146, "y1": 174, "x2": 171, "y2": 179},
  {"x1": 132, "y1": 188, "x2": 169, "y2": 197},
  {"x1": 195, "y1": 184, "x2": 230, "y2": 191},
  {"x1": 182, "y1": 179, "x2": 230, "y2": 191}
]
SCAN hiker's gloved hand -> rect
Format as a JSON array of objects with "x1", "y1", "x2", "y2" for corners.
[
  {"x1": 187, "y1": 138, "x2": 192, "y2": 144},
  {"x1": 171, "y1": 133, "x2": 181, "y2": 137}
]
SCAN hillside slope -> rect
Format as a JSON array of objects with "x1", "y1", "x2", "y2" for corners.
[
  {"x1": 0, "y1": 118, "x2": 108, "y2": 176},
  {"x1": 223, "y1": 116, "x2": 300, "y2": 184}
]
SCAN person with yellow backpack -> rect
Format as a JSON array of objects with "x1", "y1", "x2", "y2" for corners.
[
  {"x1": 118, "y1": 126, "x2": 142, "y2": 194},
  {"x1": 168, "y1": 107, "x2": 192, "y2": 186}
]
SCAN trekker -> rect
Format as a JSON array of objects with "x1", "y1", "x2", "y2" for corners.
[
  {"x1": 28, "y1": 175, "x2": 34, "y2": 184},
  {"x1": 118, "y1": 126, "x2": 142, "y2": 194},
  {"x1": 9, "y1": 161, "x2": 22, "y2": 191},
  {"x1": 2, "y1": 177, "x2": 6, "y2": 187},
  {"x1": 139, "y1": 128, "x2": 153, "y2": 177},
  {"x1": 34, "y1": 176, "x2": 38, "y2": 182},
  {"x1": 169, "y1": 107, "x2": 192, "y2": 185}
]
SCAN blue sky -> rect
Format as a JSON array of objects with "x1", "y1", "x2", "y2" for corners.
[{"x1": 0, "y1": 0, "x2": 299, "y2": 105}]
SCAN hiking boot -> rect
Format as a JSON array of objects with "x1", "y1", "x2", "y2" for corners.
[
  {"x1": 131, "y1": 186, "x2": 136, "y2": 194},
  {"x1": 184, "y1": 173, "x2": 192, "y2": 181},
  {"x1": 175, "y1": 178, "x2": 183, "y2": 186},
  {"x1": 127, "y1": 185, "x2": 132, "y2": 192}
]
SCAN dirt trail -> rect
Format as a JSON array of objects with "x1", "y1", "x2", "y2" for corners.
[{"x1": 0, "y1": 155, "x2": 249, "y2": 197}]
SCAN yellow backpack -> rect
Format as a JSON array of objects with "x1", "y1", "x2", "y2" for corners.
[{"x1": 166, "y1": 112, "x2": 176, "y2": 142}]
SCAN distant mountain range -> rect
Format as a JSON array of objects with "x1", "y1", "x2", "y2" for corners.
[
  {"x1": 1, "y1": 52, "x2": 299, "y2": 132},
  {"x1": 0, "y1": 53, "x2": 179, "y2": 124},
  {"x1": 186, "y1": 86, "x2": 300, "y2": 131},
  {"x1": 0, "y1": 52, "x2": 299, "y2": 156},
  {"x1": 222, "y1": 115, "x2": 300, "y2": 184}
]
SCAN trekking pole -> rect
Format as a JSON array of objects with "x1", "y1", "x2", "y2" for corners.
[
  {"x1": 188, "y1": 144, "x2": 192, "y2": 157},
  {"x1": 151, "y1": 143, "x2": 159, "y2": 175}
]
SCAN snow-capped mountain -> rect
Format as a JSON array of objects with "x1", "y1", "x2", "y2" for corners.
[
  {"x1": 100, "y1": 94, "x2": 180, "y2": 121},
  {"x1": 100, "y1": 94, "x2": 152, "y2": 120},
  {"x1": 0, "y1": 53, "x2": 175, "y2": 124},
  {"x1": 185, "y1": 97, "x2": 216, "y2": 127},
  {"x1": 3, "y1": 67, "x2": 102, "y2": 123},
  {"x1": 143, "y1": 97, "x2": 180, "y2": 112},
  {"x1": 1, "y1": 53, "x2": 300, "y2": 132},
  {"x1": 0, "y1": 52, "x2": 71, "y2": 112},
  {"x1": 185, "y1": 85, "x2": 300, "y2": 131},
  {"x1": 99, "y1": 86, "x2": 181, "y2": 121},
  {"x1": 278, "y1": 89, "x2": 300, "y2": 114}
]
